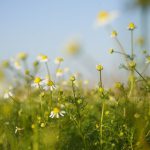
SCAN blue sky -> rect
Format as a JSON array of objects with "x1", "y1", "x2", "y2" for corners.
[{"x1": 0, "y1": 0, "x2": 149, "y2": 86}]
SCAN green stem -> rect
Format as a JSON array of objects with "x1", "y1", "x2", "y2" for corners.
[
  {"x1": 131, "y1": 30, "x2": 134, "y2": 59},
  {"x1": 45, "y1": 62, "x2": 51, "y2": 80},
  {"x1": 100, "y1": 102, "x2": 104, "y2": 149},
  {"x1": 99, "y1": 71, "x2": 103, "y2": 88}
]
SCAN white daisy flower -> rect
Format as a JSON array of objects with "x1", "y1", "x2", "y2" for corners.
[
  {"x1": 42, "y1": 79, "x2": 56, "y2": 91},
  {"x1": 54, "y1": 57, "x2": 64, "y2": 64},
  {"x1": 31, "y1": 77, "x2": 42, "y2": 88},
  {"x1": 94, "y1": 10, "x2": 119, "y2": 28},
  {"x1": 56, "y1": 69, "x2": 64, "y2": 77},
  {"x1": 37, "y1": 54, "x2": 48, "y2": 62},
  {"x1": 49, "y1": 107, "x2": 66, "y2": 118}
]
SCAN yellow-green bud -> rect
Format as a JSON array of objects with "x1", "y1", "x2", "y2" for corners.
[
  {"x1": 96, "y1": 64, "x2": 103, "y2": 71},
  {"x1": 70, "y1": 75, "x2": 76, "y2": 82}
]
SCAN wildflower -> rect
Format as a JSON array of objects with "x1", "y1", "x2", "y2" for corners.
[
  {"x1": 98, "y1": 87, "x2": 104, "y2": 93},
  {"x1": 134, "y1": 113, "x2": 140, "y2": 118},
  {"x1": 66, "y1": 41, "x2": 80, "y2": 56},
  {"x1": 96, "y1": 64, "x2": 103, "y2": 71},
  {"x1": 137, "y1": 37, "x2": 145, "y2": 46},
  {"x1": 31, "y1": 124, "x2": 35, "y2": 129},
  {"x1": 128, "y1": 23, "x2": 136, "y2": 30},
  {"x1": 49, "y1": 107, "x2": 66, "y2": 118},
  {"x1": 42, "y1": 79, "x2": 56, "y2": 91},
  {"x1": 33, "y1": 60, "x2": 39, "y2": 67},
  {"x1": 109, "y1": 48, "x2": 114, "y2": 54},
  {"x1": 15, "y1": 126, "x2": 24, "y2": 134},
  {"x1": 114, "y1": 82, "x2": 123, "y2": 89},
  {"x1": 4, "y1": 91, "x2": 13, "y2": 99},
  {"x1": 70, "y1": 75, "x2": 76, "y2": 82},
  {"x1": 56, "y1": 69, "x2": 64, "y2": 77},
  {"x1": 14, "y1": 61, "x2": 21, "y2": 70},
  {"x1": 96, "y1": 10, "x2": 119, "y2": 26},
  {"x1": 40, "y1": 122, "x2": 46, "y2": 128},
  {"x1": 2, "y1": 60, "x2": 10, "y2": 68},
  {"x1": 145, "y1": 56, "x2": 150, "y2": 64},
  {"x1": 3, "y1": 86, "x2": 14, "y2": 99},
  {"x1": 25, "y1": 69, "x2": 30, "y2": 75},
  {"x1": 54, "y1": 57, "x2": 64, "y2": 64},
  {"x1": 31, "y1": 77, "x2": 42, "y2": 88},
  {"x1": 128, "y1": 61, "x2": 136, "y2": 69},
  {"x1": 111, "y1": 30, "x2": 118, "y2": 38},
  {"x1": 17, "y1": 52, "x2": 28, "y2": 60},
  {"x1": 37, "y1": 54, "x2": 48, "y2": 62}
]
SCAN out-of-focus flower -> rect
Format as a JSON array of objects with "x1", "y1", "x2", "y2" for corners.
[
  {"x1": 54, "y1": 57, "x2": 64, "y2": 64},
  {"x1": 109, "y1": 48, "x2": 114, "y2": 54},
  {"x1": 17, "y1": 52, "x2": 28, "y2": 60},
  {"x1": 145, "y1": 56, "x2": 150, "y2": 64},
  {"x1": 65, "y1": 41, "x2": 81, "y2": 56},
  {"x1": 111, "y1": 30, "x2": 118, "y2": 38},
  {"x1": 56, "y1": 69, "x2": 64, "y2": 77},
  {"x1": 136, "y1": 37, "x2": 145, "y2": 46},
  {"x1": 2, "y1": 60, "x2": 10, "y2": 68},
  {"x1": 42, "y1": 79, "x2": 56, "y2": 91},
  {"x1": 128, "y1": 23, "x2": 136, "y2": 30},
  {"x1": 14, "y1": 61, "x2": 21, "y2": 70},
  {"x1": 3, "y1": 86, "x2": 14, "y2": 99},
  {"x1": 31, "y1": 77, "x2": 42, "y2": 88},
  {"x1": 37, "y1": 54, "x2": 48, "y2": 62},
  {"x1": 70, "y1": 75, "x2": 76, "y2": 82},
  {"x1": 95, "y1": 10, "x2": 119, "y2": 27},
  {"x1": 49, "y1": 107, "x2": 66, "y2": 118}
]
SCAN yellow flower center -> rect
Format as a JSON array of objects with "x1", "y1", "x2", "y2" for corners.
[
  {"x1": 41, "y1": 55, "x2": 48, "y2": 60},
  {"x1": 34, "y1": 77, "x2": 41, "y2": 83},
  {"x1": 128, "y1": 23, "x2": 136, "y2": 30},
  {"x1": 47, "y1": 80, "x2": 54, "y2": 86},
  {"x1": 53, "y1": 107, "x2": 60, "y2": 114}
]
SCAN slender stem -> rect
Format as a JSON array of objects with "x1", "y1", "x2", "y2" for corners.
[
  {"x1": 45, "y1": 62, "x2": 51, "y2": 80},
  {"x1": 114, "y1": 37, "x2": 128, "y2": 64},
  {"x1": 134, "y1": 68, "x2": 148, "y2": 84},
  {"x1": 131, "y1": 30, "x2": 134, "y2": 59},
  {"x1": 99, "y1": 71, "x2": 102, "y2": 88},
  {"x1": 100, "y1": 103, "x2": 104, "y2": 149}
]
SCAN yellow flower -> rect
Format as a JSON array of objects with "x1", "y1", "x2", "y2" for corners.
[
  {"x1": 2, "y1": 60, "x2": 10, "y2": 68},
  {"x1": 17, "y1": 52, "x2": 28, "y2": 60},
  {"x1": 128, "y1": 23, "x2": 136, "y2": 30},
  {"x1": 66, "y1": 41, "x2": 80, "y2": 56},
  {"x1": 96, "y1": 64, "x2": 103, "y2": 71},
  {"x1": 56, "y1": 69, "x2": 64, "y2": 77},
  {"x1": 96, "y1": 10, "x2": 119, "y2": 26},
  {"x1": 70, "y1": 75, "x2": 76, "y2": 82},
  {"x1": 34, "y1": 77, "x2": 42, "y2": 84},
  {"x1": 54, "y1": 57, "x2": 64, "y2": 64},
  {"x1": 114, "y1": 82, "x2": 123, "y2": 89},
  {"x1": 37, "y1": 54, "x2": 48, "y2": 62},
  {"x1": 111, "y1": 30, "x2": 118, "y2": 38}
]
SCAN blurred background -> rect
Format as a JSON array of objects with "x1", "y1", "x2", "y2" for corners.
[{"x1": 0, "y1": 0, "x2": 150, "y2": 87}]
